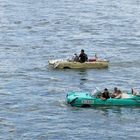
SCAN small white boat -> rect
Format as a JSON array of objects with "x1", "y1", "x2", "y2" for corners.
[{"x1": 48, "y1": 59, "x2": 109, "y2": 69}]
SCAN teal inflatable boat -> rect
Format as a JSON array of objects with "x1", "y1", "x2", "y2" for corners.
[{"x1": 66, "y1": 91, "x2": 140, "y2": 107}]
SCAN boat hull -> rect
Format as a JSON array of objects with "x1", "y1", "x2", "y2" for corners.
[
  {"x1": 67, "y1": 92, "x2": 140, "y2": 107},
  {"x1": 48, "y1": 60, "x2": 109, "y2": 69}
]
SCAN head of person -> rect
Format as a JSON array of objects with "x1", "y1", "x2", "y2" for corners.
[
  {"x1": 81, "y1": 49, "x2": 84, "y2": 53},
  {"x1": 114, "y1": 87, "x2": 118, "y2": 92},
  {"x1": 104, "y1": 88, "x2": 108, "y2": 93}
]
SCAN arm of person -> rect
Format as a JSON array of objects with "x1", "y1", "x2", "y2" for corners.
[
  {"x1": 100, "y1": 96, "x2": 107, "y2": 100},
  {"x1": 115, "y1": 94, "x2": 122, "y2": 99}
]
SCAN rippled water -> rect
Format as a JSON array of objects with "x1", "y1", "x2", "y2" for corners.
[{"x1": 0, "y1": 0, "x2": 140, "y2": 139}]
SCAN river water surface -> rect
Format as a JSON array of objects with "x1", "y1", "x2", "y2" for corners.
[{"x1": 0, "y1": 0, "x2": 140, "y2": 139}]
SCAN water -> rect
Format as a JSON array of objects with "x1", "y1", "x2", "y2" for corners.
[{"x1": 0, "y1": 0, "x2": 140, "y2": 139}]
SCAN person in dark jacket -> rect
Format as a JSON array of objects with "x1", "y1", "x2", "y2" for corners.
[
  {"x1": 79, "y1": 49, "x2": 88, "y2": 63},
  {"x1": 100, "y1": 88, "x2": 110, "y2": 100}
]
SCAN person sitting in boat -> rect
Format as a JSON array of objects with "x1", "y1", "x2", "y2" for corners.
[
  {"x1": 131, "y1": 88, "x2": 139, "y2": 96},
  {"x1": 100, "y1": 88, "x2": 110, "y2": 100},
  {"x1": 111, "y1": 87, "x2": 118, "y2": 98},
  {"x1": 73, "y1": 53, "x2": 79, "y2": 62},
  {"x1": 114, "y1": 90, "x2": 122, "y2": 99},
  {"x1": 111, "y1": 88, "x2": 122, "y2": 99},
  {"x1": 79, "y1": 49, "x2": 88, "y2": 63}
]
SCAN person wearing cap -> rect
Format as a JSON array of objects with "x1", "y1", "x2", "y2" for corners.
[
  {"x1": 100, "y1": 88, "x2": 110, "y2": 100},
  {"x1": 79, "y1": 49, "x2": 88, "y2": 63}
]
